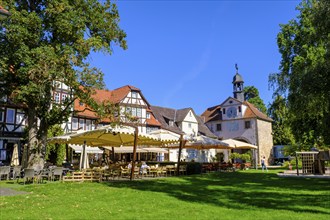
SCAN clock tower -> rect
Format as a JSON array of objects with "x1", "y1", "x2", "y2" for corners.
[{"x1": 233, "y1": 64, "x2": 244, "y2": 102}]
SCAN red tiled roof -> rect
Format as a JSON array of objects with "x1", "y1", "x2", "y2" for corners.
[
  {"x1": 243, "y1": 101, "x2": 273, "y2": 122},
  {"x1": 146, "y1": 108, "x2": 162, "y2": 126},
  {"x1": 201, "y1": 105, "x2": 222, "y2": 123},
  {"x1": 202, "y1": 100, "x2": 273, "y2": 122}
]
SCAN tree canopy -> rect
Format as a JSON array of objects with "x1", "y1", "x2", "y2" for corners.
[
  {"x1": 269, "y1": 0, "x2": 329, "y2": 149},
  {"x1": 243, "y1": 86, "x2": 267, "y2": 114},
  {"x1": 0, "y1": 0, "x2": 127, "y2": 167}
]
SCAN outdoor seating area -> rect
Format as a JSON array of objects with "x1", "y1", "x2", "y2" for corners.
[
  {"x1": 62, "y1": 163, "x2": 187, "y2": 182},
  {"x1": 0, "y1": 166, "x2": 67, "y2": 184}
]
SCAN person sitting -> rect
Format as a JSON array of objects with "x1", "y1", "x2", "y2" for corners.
[
  {"x1": 127, "y1": 161, "x2": 132, "y2": 169},
  {"x1": 140, "y1": 161, "x2": 150, "y2": 175}
]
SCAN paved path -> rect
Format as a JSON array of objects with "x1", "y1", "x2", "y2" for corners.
[{"x1": 0, "y1": 187, "x2": 28, "y2": 196}]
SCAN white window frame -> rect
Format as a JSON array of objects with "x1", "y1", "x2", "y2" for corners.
[
  {"x1": 72, "y1": 118, "x2": 78, "y2": 130},
  {"x1": 54, "y1": 92, "x2": 60, "y2": 103},
  {"x1": 146, "y1": 112, "x2": 150, "y2": 119},
  {"x1": 86, "y1": 120, "x2": 91, "y2": 131},
  {"x1": 6, "y1": 108, "x2": 15, "y2": 123},
  {"x1": 79, "y1": 119, "x2": 85, "y2": 130},
  {"x1": 61, "y1": 93, "x2": 68, "y2": 102}
]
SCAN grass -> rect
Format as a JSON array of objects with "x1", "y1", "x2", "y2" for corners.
[{"x1": 0, "y1": 169, "x2": 329, "y2": 220}]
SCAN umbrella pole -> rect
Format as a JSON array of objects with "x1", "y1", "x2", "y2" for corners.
[
  {"x1": 130, "y1": 127, "x2": 138, "y2": 181},
  {"x1": 80, "y1": 141, "x2": 86, "y2": 170},
  {"x1": 176, "y1": 134, "x2": 184, "y2": 176}
]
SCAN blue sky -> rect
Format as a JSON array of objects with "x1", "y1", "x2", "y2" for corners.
[{"x1": 89, "y1": 0, "x2": 300, "y2": 114}]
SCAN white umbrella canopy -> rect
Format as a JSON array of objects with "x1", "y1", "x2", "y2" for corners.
[
  {"x1": 10, "y1": 144, "x2": 20, "y2": 166},
  {"x1": 70, "y1": 125, "x2": 164, "y2": 147},
  {"x1": 166, "y1": 135, "x2": 233, "y2": 150},
  {"x1": 103, "y1": 146, "x2": 148, "y2": 153},
  {"x1": 148, "y1": 129, "x2": 181, "y2": 145},
  {"x1": 221, "y1": 139, "x2": 258, "y2": 149},
  {"x1": 185, "y1": 135, "x2": 234, "y2": 150}
]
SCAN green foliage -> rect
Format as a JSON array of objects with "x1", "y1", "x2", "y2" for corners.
[
  {"x1": 46, "y1": 125, "x2": 65, "y2": 166},
  {"x1": 229, "y1": 152, "x2": 251, "y2": 162},
  {"x1": 243, "y1": 86, "x2": 267, "y2": 114},
  {"x1": 268, "y1": 95, "x2": 296, "y2": 145},
  {"x1": 269, "y1": 0, "x2": 330, "y2": 149},
  {"x1": 0, "y1": 0, "x2": 127, "y2": 164}
]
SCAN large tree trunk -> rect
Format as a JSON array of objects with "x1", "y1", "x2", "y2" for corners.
[{"x1": 27, "y1": 105, "x2": 45, "y2": 170}]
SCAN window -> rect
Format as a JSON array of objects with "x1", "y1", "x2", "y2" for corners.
[
  {"x1": 86, "y1": 120, "x2": 91, "y2": 131},
  {"x1": 238, "y1": 106, "x2": 241, "y2": 113},
  {"x1": 169, "y1": 121, "x2": 174, "y2": 126},
  {"x1": 72, "y1": 118, "x2": 78, "y2": 130},
  {"x1": 79, "y1": 102, "x2": 84, "y2": 106},
  {"x1": 62, "y1": 93, "x2": 68, "y2": 102},
  {"x1": 245, "y1": 121, "x2": 251, "y2": 129},
  {"x1": 6, "y1": 109, "x2": 15, "y2": 123},
  {"x1": 216, "y1": 123, "x2": 222, "y2": 131},
  {"x1": 126, "y1": 107, "x2": 131, "y2": 114},
  {"x1": 222, "y1": 108, "x2": 226, "y2": 114},
  {"x1": 79, "y1": 119, "x2": 85, "y2": 130},
  {"x1": 136, "y1": 108, "x2": 142, "y2": 117},
  {"x1": 188, "y1": 123, "x2": 192, "y2": 128},
  {"x1": 131, "y1": 91, "x2": 137, "y2": 98},
  {"x1": 131, "y1": 107, "x2": 136, "y2": 116},
  {"x1": 54, "y1": 93, "x2": 60, "y2": 103},
  {"x1": 146, "y1": 113, "x2": 150, "y2": 119}
]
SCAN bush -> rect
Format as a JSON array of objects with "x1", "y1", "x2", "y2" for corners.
[{"x1": 186, "y1": 162, "x2": 202, "y2": 175}]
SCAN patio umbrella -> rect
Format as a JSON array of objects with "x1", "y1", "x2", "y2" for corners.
[
  {"x1": 10, "y1": 144, "x2": 20, "y2": 166},
  {"x1": 148, "y1": 129, "x2": 181, "y2": 145},
  {"x1": 169, "y1": 135, "x2": 234, "y2": 150},
  {"x1": 69, "y1": 125, "x2": 162, "y2": 147},
  {"x1": 79, "y1": 142, "x2": 89, "y2": 170},
  {"x1": 221, "y1": 139, "x2": 258, "y2": 149},
  {"x1": 103, "y1": 146, "x2": 148, "y2": 153}
]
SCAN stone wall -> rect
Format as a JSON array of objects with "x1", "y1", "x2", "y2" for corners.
[{"x1": 257, "y1": 119, "x2": 273, "y2": 165}]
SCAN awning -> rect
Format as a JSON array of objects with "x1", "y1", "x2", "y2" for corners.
[{"x1": 69, "y1": 144, "x2": 103, "y2": 154}]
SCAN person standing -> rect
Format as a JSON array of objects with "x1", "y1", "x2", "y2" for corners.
[{"x1": 261, "y1": 156, "x2": 268, "y2": 172}]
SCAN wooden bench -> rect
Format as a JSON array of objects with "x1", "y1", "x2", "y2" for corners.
[{"x1": 63, "y1": 171, "x2": 102, "y2": 182}]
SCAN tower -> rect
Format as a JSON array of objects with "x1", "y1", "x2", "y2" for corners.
[{"x1": 232, "y1": 64, "x2": 244, "y2": 102}]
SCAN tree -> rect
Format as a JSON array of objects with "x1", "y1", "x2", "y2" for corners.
[
  {"x1": 267, "y1": 95, "x2": 295, "y2": 145},
  {"x1": 0, "y1": 0, "x2": 127, "y2": 168},
  {"x1": 243, "y1": 86, "x2": 267, "y2": 114},
  {"x1": 269, "y1": 0, "x2": 329, "y2": 149}
]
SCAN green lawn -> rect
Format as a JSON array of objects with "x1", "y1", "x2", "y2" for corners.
[{"x1": 0, "y1": 170, "x2": 329, "y2": 220}]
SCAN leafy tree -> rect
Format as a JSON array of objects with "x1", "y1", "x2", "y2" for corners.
[
  {"x1": 0, "y1": 0, "x2": 127, "y2": 168},
  {"x1": 267, "y1": 95, "x2": 295, "y2": 145},
  {"x1": 269, "y1": 0, "x2": 329, "y2": 149},
  {"x1": 243, "y1": 86, "x2": 267, "y2": 114}
]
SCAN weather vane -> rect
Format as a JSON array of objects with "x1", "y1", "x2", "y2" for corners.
[{"x1": 235, "y1": 63, "x2": 238, "y2": 73}]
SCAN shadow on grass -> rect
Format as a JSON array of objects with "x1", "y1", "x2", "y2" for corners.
[{"x1": 101, "y1": 171, "x2": 330, "y2": 214}]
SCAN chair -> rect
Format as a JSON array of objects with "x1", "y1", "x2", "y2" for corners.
[
  {"x1": 120, "y1": 166, "x2": 129, "y2": 178},
  {"x1": 39, "y1": 169, "x2": 52, "y2": 183},
  {"x1": 23, "y1": 168, "x2": 38, "y2": 184},
  {"x1": 12, "y1": 166, "x2": 22, "y2": 181},
  {"x1": 52, "y1": 167, "x2": 63, "y2": 181},
  {"x1": 0, "y1": 166, "x2": 11, "y2": 181}
]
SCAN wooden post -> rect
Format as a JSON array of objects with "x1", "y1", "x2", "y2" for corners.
[
  {"x1": 66, "y1": 143, "x2": 69, "y2": 162},
  {"x1": 296, "y1": 152, "x2": 299, "y2": 176},
  {"x1": 130, "y1": 127, "x2": 138, "y2": 180},
  {"x1": 176, "y1": 134, "x2": 184, "y2": 176}
]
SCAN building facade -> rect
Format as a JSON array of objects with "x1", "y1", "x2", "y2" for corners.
[
  {"x1": 151, "y1": 106, "x2": 217, "y2": 162},
  {"x1": 201, "y1": 71, "x2": 274, "y2": 165}
]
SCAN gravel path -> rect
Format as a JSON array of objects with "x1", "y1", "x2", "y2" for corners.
[{"x1": 0, "y1": 187, "x2": 29, "y2": 196}]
